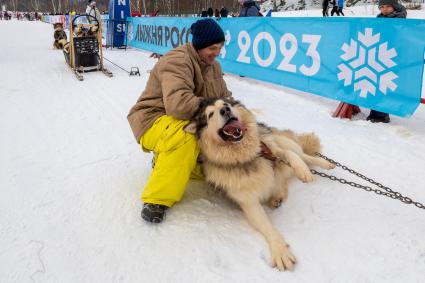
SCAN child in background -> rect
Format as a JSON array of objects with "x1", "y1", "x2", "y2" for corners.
[{"x1": 367, "y1": 0, "x2": 406, "y2": 123}]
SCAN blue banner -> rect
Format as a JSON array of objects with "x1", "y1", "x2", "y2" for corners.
[
  {"x1": 108, "y1": 0, "x2": 130, "y2": 47},
  {"x1": 128, "y1": 17, "x2": 193, "y2": 55},
  {"x1": 127, "y1": 17, "x2": 425, "y2": 117}
]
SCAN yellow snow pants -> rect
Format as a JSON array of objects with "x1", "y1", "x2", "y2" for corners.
[{"x1": 140, "y1": 115, "x2": 203, "y2": 207}]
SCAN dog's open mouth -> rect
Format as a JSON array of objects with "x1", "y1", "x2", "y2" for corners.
[{"x1": 219, "y1": 117, "x2": 246, "y2": 142}]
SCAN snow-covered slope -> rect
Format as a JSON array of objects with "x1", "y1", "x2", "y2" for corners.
[{"x1": 1, "y1": 13, "x2": 425, "y2": 283}]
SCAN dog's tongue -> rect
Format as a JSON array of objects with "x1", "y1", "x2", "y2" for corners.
[{"x1": 223, "y1": 120, "x2": 246, "y2": 135}]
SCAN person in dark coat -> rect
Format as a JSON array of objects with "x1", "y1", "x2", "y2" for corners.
[
  {"x1": 201, "y1": 10, "x2": 208, "y2": 17},
  {"x1": 207, "y1": 7, "x2": 214, "y2": 17},
  {"x1": 220, "y1": 6, "x2": 229, "y2": 18},
  {"x1": 367, "y1": 0, "x2": 406, "y2": 123},
  {"x1": 377, "y1": 0, "x2": 407, "y2": 18},
  {"x1": 330, "y1": 0, "x2": 337, "y2": 16},
  {"x1": 322, "y1": 0, "x2": 330, "y2": 17},
  {"x1": 238, "y1": 0, "x2": 261, "y2": 17},
  {"x1": 330, "y1": 0, "x2": 341, "y2": 16}
]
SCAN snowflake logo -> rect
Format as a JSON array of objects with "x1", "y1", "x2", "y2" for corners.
[{"x1": 337, "y1": 28, "x2": 398, "y2": 98}]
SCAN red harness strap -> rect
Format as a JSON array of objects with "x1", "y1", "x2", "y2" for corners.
[{"x1": 260, "y1": 142, "x2": 278, "y2": 162}]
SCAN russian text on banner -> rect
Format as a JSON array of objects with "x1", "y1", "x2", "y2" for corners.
[{"x1": 127, "y1": 17, "x2": 425, "y2": 117}]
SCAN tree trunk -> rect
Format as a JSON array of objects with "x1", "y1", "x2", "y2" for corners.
[
  {"x1": 10, "y1": 0, "x2": 19, "y2": 12},
  {"x1": 142, "y1": 0, "x2": 147, "y2": 14},
  {"x1": 51, "y1": 0, "x2": 56, "y2": 13}
]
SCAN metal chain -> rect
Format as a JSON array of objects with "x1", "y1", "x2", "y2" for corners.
[{"x1": 311, "y1": 153, "x2": 425, "y2": 210}]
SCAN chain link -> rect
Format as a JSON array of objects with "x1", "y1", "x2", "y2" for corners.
[{"x1": 312, "y1": 153, "x2": 425, "y2": 210}]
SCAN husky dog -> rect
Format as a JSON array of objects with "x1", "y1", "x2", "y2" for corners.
[
  {"x1": 185, "y1": 98, "x2": 335, "y2": 271},
  {"x1": 53, "y1": 23, "x2": 67, "y2": 49}
]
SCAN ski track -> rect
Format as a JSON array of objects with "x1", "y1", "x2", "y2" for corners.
[{"x1": 1, "y1": 18, "x2": 425, "y2": 283}]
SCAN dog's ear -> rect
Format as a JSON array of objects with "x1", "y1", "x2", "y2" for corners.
[{"x1": 184, "y1": 121, "x2": 197, "y2": 134}]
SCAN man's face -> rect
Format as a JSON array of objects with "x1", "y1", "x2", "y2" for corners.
[
  {"x1": 379, "y1": 5, "x2": 395, "y2": 16},
  {"x1": 197, "y1": 42, "x2": 224, "y2": 65}
]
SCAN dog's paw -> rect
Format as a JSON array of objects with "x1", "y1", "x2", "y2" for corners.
[
  {"x1": 295, "y1": 169, "x2": 314, "y2": 183},
  {"x1": 317, "y1": 159, "x2": 335, "y2": 170},
  {"x1": 268, "y1": 190, "x2": 288, "y2": 208},
  {"x1": 271, "y1": 243, "x2": 297, "y2": 271},
  {"x1": 268, "y1": 198, "x2": 283, "y2": 209},
  {"x1": 326, "y1": 161, "x2": 336, "y2": 170}
]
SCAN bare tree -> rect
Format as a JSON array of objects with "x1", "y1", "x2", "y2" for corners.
[
  {"x1": 10, "y1": 0, "x2": 18, "y2": 11},
  {"x1": 49, "y1": 0, "x2": 63, "y2": 13},
  {"x1": 141, "y1": 0, "x2": 147, "y2": 14},
  {"x1": 30, "y1": 0, "x2": 41, "y2": 11}
]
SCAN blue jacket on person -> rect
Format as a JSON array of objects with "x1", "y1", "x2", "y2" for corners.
[
  {"x1": 239, "y1": 0, "x2": 261, "y2": 17},
  {"x1": 337, "y1": 0, "x2": 344, "y2": 7}
]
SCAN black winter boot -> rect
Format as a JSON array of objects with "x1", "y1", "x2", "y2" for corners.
[
  {"x1": 367, "y1": 110, "x2": 390, "y2": 123},
  {"x1": 141, "y1": 203, "x2": 168, "y2": 223}
]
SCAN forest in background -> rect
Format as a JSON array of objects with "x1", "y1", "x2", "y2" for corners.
[
  {"x1": 0, "y1": 0, "x2": 244, "y2": 15},
  {"x1": 1, "y1": 0, "x2": 418, "y2": 15}
]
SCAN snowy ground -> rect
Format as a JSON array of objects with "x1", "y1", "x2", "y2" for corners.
[{"x1": 1, "y1": 9, "x2": 425, "y2": 283}]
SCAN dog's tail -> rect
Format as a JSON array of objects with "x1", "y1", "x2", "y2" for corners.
[{"x1": 297, "y1": 133, "x2": 321, "y2": 155}]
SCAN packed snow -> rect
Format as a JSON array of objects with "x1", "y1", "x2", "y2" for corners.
[{"x1": 1, "y1": 7, "x2": 425, "y2": 283}]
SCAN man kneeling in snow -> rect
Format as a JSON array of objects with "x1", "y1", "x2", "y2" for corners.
[{"x1": 127, "y1": 19, "x2": 232, "y2": 223}]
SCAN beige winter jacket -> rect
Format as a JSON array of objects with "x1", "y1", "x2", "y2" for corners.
[{"x1": 127, "y1": 43, "x2": 232, "y2": 142}]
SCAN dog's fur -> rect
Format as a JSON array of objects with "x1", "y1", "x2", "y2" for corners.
[
  {"x1": 73, "y1": 24, "x2": 99, "y2": 38},
  {"x1": 185, "y1": 98, "x2": 335, "y2": 271},
  {"x1": 53, "y1": 23, "x2": 67, "y2": 49}
]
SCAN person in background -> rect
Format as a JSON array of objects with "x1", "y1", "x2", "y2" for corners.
[
  {"x1": 220, "y1": 6, "x2": 229, "y2": 18},
  {"x1": 86, "y1": 0, "x2": 102, "y2": 24},
  {"x1": 330, "y1": 0, "x2": 339, "y2": 16},
  {"x1": 377, "y1": 0, "x2": 406, "y2": 18},
  {"x1": 322, "y1": 0, "x2": 330, "y2": 17},
  {"x1": 337, "y1": 0, "x2": 345, "y2": 16},
  {"x1": 127, "y1": 19, "x2": 232, "y2": 223},
  {"x1": 214, "y1": 8, "x2": 220, "y2": 18},
  {"x1": 207, "y1": 7, "x2": 214, "y2": 17},
  {"x1": 238, "y1": 0, "x2": 261, "y2": 17},
  {"x1": 367, "y1": 0, "x2": 406, "y2": 123}
]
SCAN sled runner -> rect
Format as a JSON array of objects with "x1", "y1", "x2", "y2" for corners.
[{"x1": 63, "y1": 14, "x2": 112, "y2": 81}]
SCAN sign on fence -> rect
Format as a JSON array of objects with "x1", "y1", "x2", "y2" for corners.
[
  {"x1": 108, "y1": 0, "x2": 130, "y2": 47},
  {"x1": 127, "y1": 17, "x2": 425, "y2": 117}
]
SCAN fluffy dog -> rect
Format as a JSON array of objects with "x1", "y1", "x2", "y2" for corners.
[
  {"x1": 53, "y1": 23, "x2": 67, "y2": 49},
  {"x1": 73, "y1": 24, "x2": 99, "y2": 37},
  {"x1": 185, "y1": 98, "x2": 335, "y2": 271}
]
